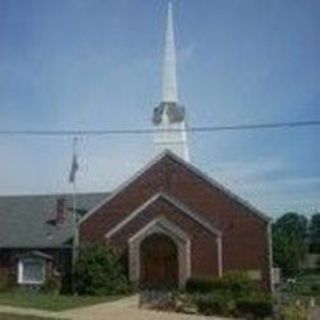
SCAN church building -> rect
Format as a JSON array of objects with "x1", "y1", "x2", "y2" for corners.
[
  {"x1": 80, "y1": 3, "x2": 273, "y2": 291},
  {"x1": 0, "y1": 3, "x2": 273, "y2": 292}
]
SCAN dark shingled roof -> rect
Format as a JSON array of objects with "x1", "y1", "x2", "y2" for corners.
[{"x1": 0, "y1": 193, "x2": 108, "y2": 248}]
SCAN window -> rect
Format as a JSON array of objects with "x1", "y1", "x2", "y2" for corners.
[{"x1": 18, "y1": 257, "x2": 45, "y2": 285}]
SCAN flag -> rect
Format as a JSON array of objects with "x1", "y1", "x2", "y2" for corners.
[{"x1": 69, "y1": 154, "x2": 79, "y2": 183}]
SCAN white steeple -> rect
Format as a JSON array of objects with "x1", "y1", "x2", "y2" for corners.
[
  {"x1": 152, "y1": 1, "x2": 190, "y2": 162},
  {"x1": 162, "y1": 1, "x2": 178, "y2": 103}
]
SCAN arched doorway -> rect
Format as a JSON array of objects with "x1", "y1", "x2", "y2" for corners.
[{"x1": 140, "y1": 233, "x2": 178, "y2": 289}]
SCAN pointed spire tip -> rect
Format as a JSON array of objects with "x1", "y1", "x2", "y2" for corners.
[{"x1": 162, "y1": 0, "x2": 178, "y2": 103}]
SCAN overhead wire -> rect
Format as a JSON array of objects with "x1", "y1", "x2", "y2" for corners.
[{"x1": 0, "y1": 120, "x2": 319, "y2": 137}]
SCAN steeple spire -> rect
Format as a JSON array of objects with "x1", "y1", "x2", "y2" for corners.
[
  {"x1": 162, "y1": 1, "x2": 178, "y2": 103},
  {"x1": 152, "y1": 1, "x2": 190, "y2": 162}
]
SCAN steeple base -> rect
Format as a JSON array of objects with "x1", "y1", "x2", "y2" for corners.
[{"x1": 153, "y1": 103, "x2": 190, "y2": 162}]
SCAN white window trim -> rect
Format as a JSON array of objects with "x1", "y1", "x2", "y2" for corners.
[{"x1": 17, "y1": 257, "x2": 46, "y2": 285}]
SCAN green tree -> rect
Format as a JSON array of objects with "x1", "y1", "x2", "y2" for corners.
[
  {"x1": 275, "y1": 212, "x2": 308, "y2": 240},
  {"x1": 272, "y1": 212, "x2": 308, "y2": 277},
  {"x1": 74, "y1": 243, "x2": 133, "y2": 295},
  {"x1": 309, "y1": 213, "x2": 320, "y2": 253}
]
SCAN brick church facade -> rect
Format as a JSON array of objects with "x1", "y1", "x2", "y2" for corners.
[{"x1": 80, "y1": 151, "x2": 272, "y2": 291}]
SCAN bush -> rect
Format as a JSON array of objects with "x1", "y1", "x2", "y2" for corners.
[
  {"x1": 40, "y1": 275, "x2": 61, "y2": 295},
  {"x1": 310, "y1": 283, "x2": 320, "y2": 294},
  {"x1": 186, "y1": 271, "x2": 256, "y2": 297},
  {"x1": 222, "y1": 271, "x2": 256, "y2": 296},
  {"x1": 235, "y1": 297, "x2": 273, "y2": 319},
  {"x1": 185, "y1": 277, "x2": 218, "y2": 294},
  {"x1": 0, "y1": 273, "x2": 12, "y2": 292},
  {"x1": 194, "y1": 293, "x2": 234, "y2": 316},
  {"x1": 74, "y1": 244, "x2": 134, "y2": 296},
  {"x1": 280, "y1": 303, "x2": 308, "y2": 320},
  {"x1": 185, "y1": 272, "x2": 270, "y2": 318}
]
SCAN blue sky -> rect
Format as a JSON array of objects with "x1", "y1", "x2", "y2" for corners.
[{"x1": 0, "y1": 0, "x2": 319, "y2": 217}]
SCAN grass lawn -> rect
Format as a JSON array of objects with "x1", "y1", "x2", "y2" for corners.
[
  {"x1": 278, "y1": 271, "x2": 320, "y2": 306},
  {"x1": 0, "y1": 290, "x2": 127, "y2": 311},
  {"x1": 0, "y1": 313, "x2": 63, "y2": 320}
]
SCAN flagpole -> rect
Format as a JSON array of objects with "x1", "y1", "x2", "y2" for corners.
[{"x1": 71, "y1": 137, "x2": 79, "y2": 293}]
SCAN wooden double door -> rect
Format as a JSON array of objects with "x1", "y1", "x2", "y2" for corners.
[{"x1": 140, "y1": 233, "x2": 178, "y2": 289}]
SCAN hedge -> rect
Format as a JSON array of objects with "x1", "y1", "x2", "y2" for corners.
[
  {"x1": 185, "y1": 271, "x2": 256, "y2": 296},
  {"x1": 235, "y1": 298, "x2": 273, "y2": 319},
  {"x1": 194, "y1": 293, "x2": 234, "y2": 316},
  {"x1": 185, "y1": 277, "x2": 219, "y2": 294}
]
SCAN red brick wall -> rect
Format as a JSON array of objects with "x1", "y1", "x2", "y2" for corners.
[
  {"x1": 80, "y1": 154, "x2": 271, "y2": 291},
  {"x1": 108, "y1": 197, "x2": 219, "y2": 277}
]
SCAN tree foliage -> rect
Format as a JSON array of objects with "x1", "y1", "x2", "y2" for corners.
[
  {"x1": 309, "y1": 213, "x2": 320, "y2": 253},
  {"x1": 74, "y1": 243, "x2": 133, "y2": 296},
  {"x1": 274, "y1": 212, "x2": 308, "y2": 240},
  {"x1": 272, "y1": 212, "x2": 308, "y2": 277}
]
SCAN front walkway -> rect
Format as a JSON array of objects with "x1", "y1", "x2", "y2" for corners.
[
  {"x1": 310, "y1": 307, "x2": 320, "y2": 320},
  {"x1": 0, "y1": 295, "x2": 232, "y2": 320}
]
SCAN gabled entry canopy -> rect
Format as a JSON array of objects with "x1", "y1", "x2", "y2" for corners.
[{"x1": 128, "y1": 216, "x2": 191, "y2": 289}]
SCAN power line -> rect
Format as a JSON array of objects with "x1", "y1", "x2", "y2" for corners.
[{"x1": 0, "y1": 120, "x2": 319, "y2": 136}]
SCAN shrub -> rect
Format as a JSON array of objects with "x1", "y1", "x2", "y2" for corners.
[
  {"x1": 194, "y1": 293, "x2": 234, "y2": 316},
  {"x1": 235, "y1": 297, "x2": 273, "y2": 319},
  {"x1": 40, "y1": 275, "x2": 61, "y2": 295},
  {"x1": 74, "y1": 243, "x2": 134, "y2": 296},
  {"x1": 185, "y1": 277, "x2": 218, "y2": 294},
  {"x1": 310, "y1": 283, "x2": 320, "y2": 295},
  {"x1": 280, "y1": 303, "x2": 308, "y2": 320},
  {"x1": 186, "y1": 273, "x2": 270, "y2": 318},
  {"x1": 222, "y1": 271, "x2": 256, "y2": 297},
  {"x1": 186, "y1": 271, "x2": 256, "y2": 297},
  {"x1": 0, "y1": 273, "x2": 12, "y2": 292}
]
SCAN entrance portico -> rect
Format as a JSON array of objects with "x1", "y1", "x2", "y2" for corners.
[{"x1": 128, "y1": 217, "x2": 191, "y2": 289}]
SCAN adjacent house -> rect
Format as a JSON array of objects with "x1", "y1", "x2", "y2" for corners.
[{"x1": 0, "y1": 193, "x2": 106, "y2": 291}]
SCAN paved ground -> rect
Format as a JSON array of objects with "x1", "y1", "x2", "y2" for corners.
[
  {"x1": 0, "y1": 295, "x2": 232, "y2": 320},
  {"x1": 310, "y1": 307, "x2": 320, "y2": 320}
]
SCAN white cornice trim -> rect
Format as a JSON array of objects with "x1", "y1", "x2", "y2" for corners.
[
  {"x1": 105, "y1": 192, "x2": 221, "y2": 239},
  {"x1": 129, "y1": 216, "x2": 190, "y2": 244}
]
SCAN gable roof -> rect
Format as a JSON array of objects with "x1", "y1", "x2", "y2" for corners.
[
  {"x1": 0, "y1": 192, "x2": 107, "y2": 248},
  {"x1": 105, "y1": 192, "x2": 221, "y2": 239},
  {"x1": 81, "y1": 150, "x2": 270, "y2": 225}
]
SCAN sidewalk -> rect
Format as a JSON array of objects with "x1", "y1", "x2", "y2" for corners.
[
  {"x1": 0, "y1": 305, "x2": 65, "y2": 319},
  {"x1": 0, "y1": 295, "x2": 233, "y2": 320}
]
